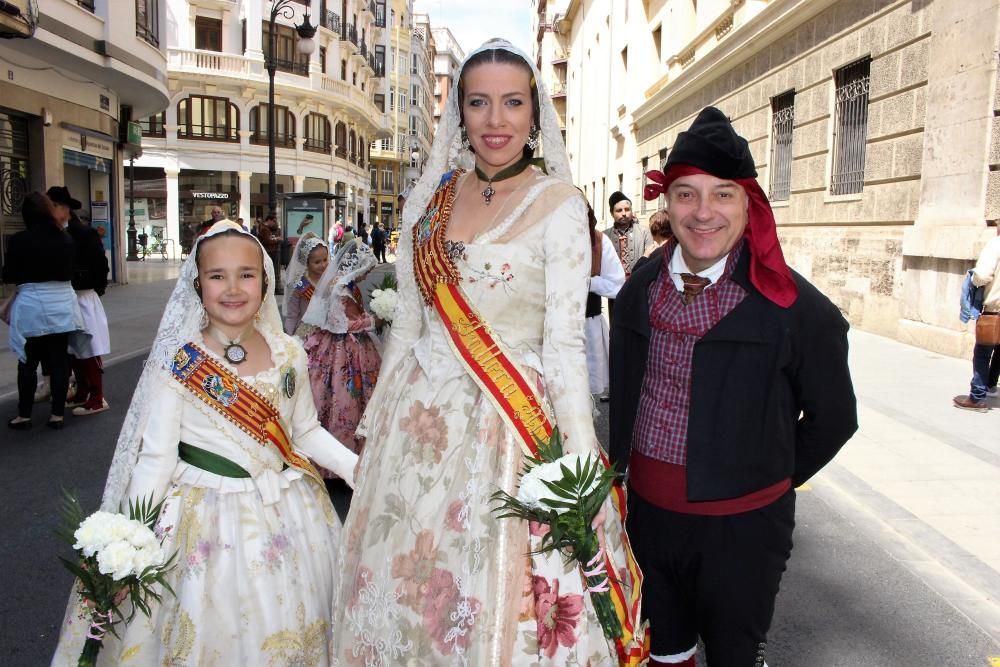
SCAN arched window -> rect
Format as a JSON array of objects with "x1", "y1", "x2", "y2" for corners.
[
  {"x1": 349, "y1": 129, "x2": 357, "y2": 163},
  {"x1": 177, "y1": 95, "x2": 239, "y2": 141},
  {"x1": 335, "y1": 121, "x2": 347, "y2": 159},
  {"x1": 249, "y1": 105, "x2": 296, "y2": 148},
  {"x1": 304, "y1": 113, "x2": 331, "y2": 154},
  {"x1": 358, "y1": 135, "x2": 365, "y2": 168}
]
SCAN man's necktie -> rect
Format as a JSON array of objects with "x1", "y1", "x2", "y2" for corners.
[{"x1": 679, "y1": 273, "x2": 711, "y2": 305}]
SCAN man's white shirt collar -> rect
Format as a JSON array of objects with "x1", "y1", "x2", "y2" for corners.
[{"x1": 668, "y1": 245, "x2": 728, "y2": 291}]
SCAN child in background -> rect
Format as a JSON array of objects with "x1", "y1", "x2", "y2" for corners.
[
  {"x1": 283, "y1": 232, "x2": 328, "y2": 335},
  {"x1": 299, "y1": 237, "x2": 382, "y2": 465}
]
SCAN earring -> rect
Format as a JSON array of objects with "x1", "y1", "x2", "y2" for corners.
[
  {"x1": 461, "y1": 126, "x2": 472, "y2": 152},
  {"x1": 193, "y1": 277, "x2": 201, "y2": 293},
  {"x1": 526, "y1": 124, "x2": 539, "y2": 151}
]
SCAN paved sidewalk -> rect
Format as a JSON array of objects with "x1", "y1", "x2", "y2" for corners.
[{"x1": 812, "y1": 329, "x2": 1000, "y2": 642}]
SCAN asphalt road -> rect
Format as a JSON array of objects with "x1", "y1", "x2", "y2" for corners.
[{"x1": 2, "y1": 356, "x2": 998, "y2": 665}]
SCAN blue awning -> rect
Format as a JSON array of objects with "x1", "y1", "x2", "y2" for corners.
[{"x1": 63, "y1": 149, "x2": 112, "y2": 173}]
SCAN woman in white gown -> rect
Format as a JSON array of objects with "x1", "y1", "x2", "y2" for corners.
[
  {"x1": 331, "y1": 40, "x2": 646, "y2": 666},
  {"x1": 52, "y1": 222, "x2": 357, "y2": 666}
]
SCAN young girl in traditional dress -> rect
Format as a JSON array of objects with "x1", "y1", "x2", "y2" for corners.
[
  {"x1": 283, "y1": 232, "x2": 328, "y2": 335},
  {"x1": 52, "y1": 221, "x2": 357, "y2": 666},
  {"x1": 299, "y1": 237, "x2": 382, "y2": 463}
]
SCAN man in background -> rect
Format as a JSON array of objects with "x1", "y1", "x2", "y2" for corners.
[{"x1": 954, "y1": 225, "x2": 1000, "y2": 410}]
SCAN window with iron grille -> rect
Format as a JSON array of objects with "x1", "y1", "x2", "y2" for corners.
[
  {"x1": 349, "y1": 129, "x2": 357, "y2": 163},
  {"x1": 769, "y1": 91, "x2": 795, "y2": 201},
  {"x1": 334, "y1": 122, "x2": 347, "y2": 159},
  {"x1": 640, "y1": 157, "x2": 649, "y2": 213},
  {"x1": 370, "y1": 166, "x2": 377, "y2": 190},
  {"x1": 382, "y1": 167, "x2": 393, "y2": 192},
  {"x1": 262, "y1": 22, "x2": 310, "y2": 76},
  {"x1": 0, "y1": 111, "x2": 30, "y2": 217},
  {"x1": 136, "y1": 0, "x2": 160, "y2": 47},
  {"x1": 250, "y1": 105, "x2": 296, "y2": 148},
  {"x1": 177, "y1": 95, "x2": 239, "y2": 141},
  {"x1": 139, "y1": 112, "x2": 166, "y2": 137},
  {"x1": 319, "y1": 47, "x2": 327, "y2": 74},
  {"x1": 830, "y1": 57, "x2": 871, "y2": 195},
  {"x1": 304, "y1": 113, "x2": 331, "y2": 153}
]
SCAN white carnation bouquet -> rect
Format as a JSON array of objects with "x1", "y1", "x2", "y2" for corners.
[
  {"x1": 58, "y1": 492, "x2": 177, "y2": 667},
  {"x1": 491, "y1": 428, "x2": 622, "y2": 643},
  {"x1": 369, "y1": 287, "x2": 399, "y2": 322}
]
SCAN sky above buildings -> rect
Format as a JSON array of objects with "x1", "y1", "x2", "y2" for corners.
[{"x1": 413, "y1": 0, "x2": 534, "y2": 58}]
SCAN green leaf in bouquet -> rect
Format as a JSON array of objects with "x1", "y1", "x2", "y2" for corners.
[
  {"x1": 128, "y1": 494, "x2": 166, "y2": 529},
  {"x1": 56, "y1": 489, "x2": 86, "y2": 548}
]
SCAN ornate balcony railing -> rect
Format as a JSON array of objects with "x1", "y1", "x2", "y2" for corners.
[
  {"x1": 168, "y1": 48, "x2": 252, "y2": 76},
  {"x1": 345, "y1": 23, "x2": 358, "y2": 46},
  {"x1": 322, "y1": 11, "x2": 341, "y2": 34}
]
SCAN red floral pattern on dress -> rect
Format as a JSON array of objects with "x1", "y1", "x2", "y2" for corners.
[
  {"x1": 444, "y1": 500, "x2": 467, "y2": 532},
  {"x1": 391, "y1": 530, "x2": 440, "y2": 609},
  {"x1": 398, "y1": 400, "x2": 448, "y2": 464},
  {"x1": 421, "y1": 567, "x2": 481, "y2": 655},
  {"x1": 533, "y1": 575, "x2": 585, "y2": 658}
]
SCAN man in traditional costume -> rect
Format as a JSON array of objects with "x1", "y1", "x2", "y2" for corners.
[{"x1": 609, "y1": 107, "x2": 858, "y2": 666}]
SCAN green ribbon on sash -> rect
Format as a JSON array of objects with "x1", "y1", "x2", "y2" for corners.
[{"x1": 178, "y1": 442, "x2": 251, "y2": 479}]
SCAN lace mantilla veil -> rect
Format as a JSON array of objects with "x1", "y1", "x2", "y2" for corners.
[
  {"x1": 283, "y1": 232, "x2": 327, "y2": 313},
  {"x1": 300, "y1": 237, "x2": 377, "y2": 334},
  {"x1": 373, "y1": 38, "x2": 573, "y2": 378},
  {"x1": 100, "y1": 221, "x2": 283, "y2": 513}
]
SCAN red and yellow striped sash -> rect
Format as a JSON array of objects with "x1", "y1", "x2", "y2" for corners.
[
  {"x1": 170, "y1": 343, "x2": 321, "y2": 483},
  {"x1": 412, "y1": 176, "x2": 650, "y2": 665},
  {"x1": 295, "y1": 278, "x2": 315, "y2": 301}
]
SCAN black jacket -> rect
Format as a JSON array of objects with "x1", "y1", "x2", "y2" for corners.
[
  {"x1": 67, "y1": 215, "x2": 109, "y2": 294},
  {"x1": 609, "y1": 247, "x2": 858, "y2": 501},
  {"x1": 2, "y1": 221, "x2": 75, "y2": 286}
]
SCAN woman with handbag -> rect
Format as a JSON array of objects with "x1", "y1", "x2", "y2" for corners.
[{"x1": 954, "y1": 227, "x2": 1000, "y2": 411}]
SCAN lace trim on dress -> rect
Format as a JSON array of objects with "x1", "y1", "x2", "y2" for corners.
[{"x1": 461, "y1": 172, "x2": 562, "y2": 246}]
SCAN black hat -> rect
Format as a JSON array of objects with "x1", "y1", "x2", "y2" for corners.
[
  {"x1": 664, "y1": 107, "x2": 757, "y2": 179},
  {"x1": 608, "y1": 191, "x2": 631, "y2": 212},
  {"x1": 46, "y1": 186, "x2": 82, "y2": 210}
]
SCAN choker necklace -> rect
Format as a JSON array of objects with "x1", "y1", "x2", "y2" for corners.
[
  {"x1": 475, "y1": 155, "x2": 532, "y2": 206},
  {"x1": 206, "y1": 323, "x2": 255, "y2": 365}
]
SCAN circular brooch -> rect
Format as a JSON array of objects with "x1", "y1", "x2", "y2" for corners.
[
  {"x1": 224, "y1": 343, "x2": 248, "y2": 365},
  {"x1": 283, "y1": 367, "x2": 296, "y2": 399}
]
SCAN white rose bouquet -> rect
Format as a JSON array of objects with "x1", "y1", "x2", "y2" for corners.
[
  {"x1": 490, "y1": 428, "x2": 622, "y2": 643},
  {"x1": 58, "y1": 492, "x2": 177, "y2": 667}
]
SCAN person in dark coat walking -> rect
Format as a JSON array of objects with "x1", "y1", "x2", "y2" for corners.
[
  {"x1": 609, "y1": 107, "x2": 858, "y2": 666},
  {"x1": 48, "y1": 186, "x2": 111, "y2": 416},
  {"x1": 371, "y1": 222, "x2": 387, "y2": 263}
]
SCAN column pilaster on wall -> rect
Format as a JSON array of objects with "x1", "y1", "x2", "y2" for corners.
[
  {"x1": 238, "y1": 170, "x2": 252, "y2": 224},
  {"x1": 245, "y1": 0, "x2": 264, "y2": 59},
  {"x1": 165, "y1": 168, "x2": 180, "y2": 256}
]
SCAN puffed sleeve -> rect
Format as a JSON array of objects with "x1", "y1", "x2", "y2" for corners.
[
  {"x1": 542, "y1": 192, "x2": 600, "y2": 455},
  {"x1": 287, "y1": 347, "x2": 360, "y2": 486},
  {"x1": 123, "y1": 383, "x2": 183, "y2": 510},
  {"x1": 283, "y1": 292, "x2": 302, "y2": 335}
]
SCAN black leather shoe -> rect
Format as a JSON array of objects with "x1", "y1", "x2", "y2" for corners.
[
  {"x1": 47, "y1": 417, "x2": 65, "y2": 430},
  {"x1": 7, "y1": 417, "x2": 31, "y2": 430}
]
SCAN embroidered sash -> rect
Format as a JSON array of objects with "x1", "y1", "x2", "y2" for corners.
[
  {"x1": 170, "y1": 343, "x2": 322, "y2": 483},
  {"x1": 411, "y1": 173, "x2": 649, "y2": 666},
  {"x1": 294, "y1": 277, "x2": 315, "y2": 301}
]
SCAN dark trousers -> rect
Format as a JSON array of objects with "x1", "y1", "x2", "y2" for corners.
[
  {"x1": 71, "y1": 356, "x2": 104, "y2": 405},
  {"x1": 18, "y1": 333, "x2": 70, "y2": 418},
  {"x1": 627, "y1": 488, "x2": 795, "y2": 666},
  {"x1": 373, "y1": 244, "x2": 386, "y2": 263},
  {"x1": 970, "y1": 343, "x2": 1000, "y2": 400}
]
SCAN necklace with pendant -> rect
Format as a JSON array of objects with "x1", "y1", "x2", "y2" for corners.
[
  {"x1": 206, "y1": 322, "x2": 256, "y2": 365},
  {"x1": 475, "y1": 155, "x2": 532, "y2": 206}
]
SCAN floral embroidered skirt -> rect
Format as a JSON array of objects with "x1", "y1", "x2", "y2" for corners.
[
  {"x1": 303, "y1": 330, "x2": 381, "y2": 475},
  {"x1": 51, "y1": 474, "x2": 342, "y2": 666},
  {"x1": 331, "y1": 355, "x2": 619, "y2": 666}
]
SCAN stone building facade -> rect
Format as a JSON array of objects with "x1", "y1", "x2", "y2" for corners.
[{"x1": 536, "y1": 0, "x2": 1000, "y2": 358}]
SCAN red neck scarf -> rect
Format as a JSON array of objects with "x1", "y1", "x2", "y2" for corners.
[{"x1": 645, "y1": 165, "x2": 798, "y2": 308}]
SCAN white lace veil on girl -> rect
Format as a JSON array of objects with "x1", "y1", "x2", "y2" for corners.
[
  {"x1": 99, "y1": 221, "x2": 282, "y2": 513},
  {"x1": 300, "y1": 237, "x2": 377, "y2": 335},
  {"x1": 283, "y1": 232, "x2": 326, "y2": 313}
]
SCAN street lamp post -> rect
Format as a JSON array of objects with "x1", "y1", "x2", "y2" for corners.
[
  {"x1": 264, "y1": 1, "x2": 315, "y2": 291},
  {"x1": 265, "y1": 1, "x2": 316, "y2": 221},
  {"x1": 126, "y1": 157, "x2": 139, "y2": 261}
]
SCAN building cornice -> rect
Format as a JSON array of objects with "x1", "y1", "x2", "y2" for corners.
[{"x1": 631, "y1": 0, "x2": 839, "y2": 129}]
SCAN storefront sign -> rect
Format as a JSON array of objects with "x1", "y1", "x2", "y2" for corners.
[
  {"x1": 62, "y1": 130, "x2": 114, "y2": 160},
  {"x1": 192, "y1": 192, "x2": 231, "y2": 199}
]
